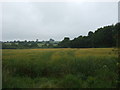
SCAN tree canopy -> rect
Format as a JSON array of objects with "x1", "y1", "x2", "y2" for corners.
[{"x1": 59, "y1": 23, "x2": 120, "y2": 48}]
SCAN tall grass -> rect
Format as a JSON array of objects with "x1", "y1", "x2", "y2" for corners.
[{"x1": 2, "y1": 48, "x2": 118, "y2": 88}]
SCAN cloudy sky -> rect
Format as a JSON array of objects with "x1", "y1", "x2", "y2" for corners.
[{"x1": 1, "y1": 2, "x2": 118, "y2": 41}]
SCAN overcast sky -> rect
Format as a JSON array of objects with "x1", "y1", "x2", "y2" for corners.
[{"x1": 1, "y1": 2, "x2": 118, "y2": 41}]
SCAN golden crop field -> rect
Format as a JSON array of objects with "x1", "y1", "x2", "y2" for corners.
[{"x1": 2, "y1": 48, "x2": 118, "y2": 88}]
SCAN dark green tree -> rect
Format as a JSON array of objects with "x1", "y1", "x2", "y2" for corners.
[{"x1": 58, "y1": 37, "x2": 70, "y2": 48}]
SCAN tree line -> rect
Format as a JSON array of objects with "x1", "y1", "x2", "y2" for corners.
[
  {"x1": 58, "y1": 23, "x2": 120, "y2": 48},
  {"x1": 2, "y1": 39, "x2": 59, "y2": 49},
  {"x1": 2, "y1": 23, "x2": 120, "y2": 49}
]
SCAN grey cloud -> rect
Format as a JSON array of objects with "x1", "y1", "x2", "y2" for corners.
[{"x1": 2, "y1": 2, "x2": 118, "y2": 41}]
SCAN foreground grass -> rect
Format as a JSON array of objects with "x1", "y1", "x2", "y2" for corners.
[{"x1": 2, "y1": 48, "x2": 118, "y2": 88}]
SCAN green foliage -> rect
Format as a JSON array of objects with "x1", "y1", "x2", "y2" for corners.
[
  {"x1": 58, "y1": 74, "x2": 82, "y2": 88},
  {"x1": 58, "y1": 37, "x2": 70, "y2": 48},
  {"x1": 2, "y1": 48, "x2": 118, "y2": 88},
  {"x1": 2, "y1": 40, "x2": 59, "y2": 49},
  {"x1": 59, "y1": 23, "x2": 119, "y2": 48}
]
